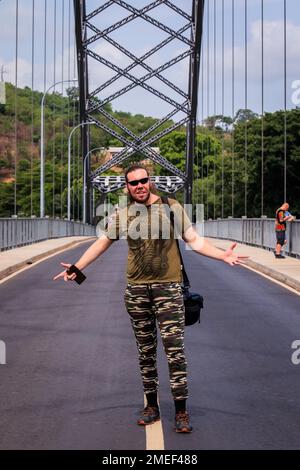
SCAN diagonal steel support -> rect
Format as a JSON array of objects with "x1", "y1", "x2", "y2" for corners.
[
  {"x1": 90, "y1": 102, "x2": 188, "y2": 177},
  {"x1": 87, "y1": 113, "x2": 188, "y2": 179},
  {"x1": 86, "y1": 23, "x2": 189, "y2": 100},
  {"x1": 86, "y1": 0, "x2": 114, "y2": 21},
  {"x1": 74, "y1": 0, "x2": 205, "y2": 203},
  {"x1": 164, "y1": 0, "x2": 192, "y2": 21},
  {"x1": 86, "y1": 48, "x2": 190, "y2": 114},
  {"x1": 112, "y1": 0, "x2": 192, "y2": 46},
  {"x1": 85, "y1": 0, "x2": 166, "y2": 47},
  {"x1": 88, "y1": 106, "x2": 186, "y2": 178},
  {"x1": 90, "y1": 23, "x2": 191, "y2": 99}
]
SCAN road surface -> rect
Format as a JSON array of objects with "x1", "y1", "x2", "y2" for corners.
[{"x1": 1, "y1": 240, "x2": 300, "y2": 449}]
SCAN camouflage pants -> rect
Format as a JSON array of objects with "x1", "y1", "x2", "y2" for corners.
[{"x1": 124, "y1": 282, "x2": 188, "y2": 401}]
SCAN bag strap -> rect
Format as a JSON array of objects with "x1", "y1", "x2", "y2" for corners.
[{"x1": 161, "y1": 196, "x2": 190, "y2": 289}]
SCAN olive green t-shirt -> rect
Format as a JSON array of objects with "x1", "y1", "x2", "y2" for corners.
[{"x1": 104, "y1": 197, "x2": 192, "y2": 284}]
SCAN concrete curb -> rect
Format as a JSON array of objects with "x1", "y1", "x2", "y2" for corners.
[
  {"x1": 212, "y1": 241, "x2": 300, "y2": 294},
  {"x1": 0, "y1": 237, "x2": 96, "y2": 281},
  {"x1": 244, "y1": 259, "x2": 300, "y2": 293}
]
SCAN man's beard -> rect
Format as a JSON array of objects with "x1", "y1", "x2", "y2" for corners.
[{"x1": 130, "y1": 188, "x2": 151, "y2": 204}]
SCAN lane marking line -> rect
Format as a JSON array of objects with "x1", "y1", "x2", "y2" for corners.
[
  {"x1": 242, "y1": 263, "x2": 300, "y2": 296},
  {"x1": 211, "y1": 241, "x2": 300, "y2": 297},
  {"x1": 144, "y1": 394, "x2": 165, "y2": 450}
]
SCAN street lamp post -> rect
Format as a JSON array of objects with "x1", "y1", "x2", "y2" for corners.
[
  {"x1": 67, "y1": 122, "x2": 96, "y2": 221},
  {"x1": 83, "y1": 146, "x2": 105, "y2": 224},
  {"x1": 40, "y1": 78, "x2": 77, "y2": 218}
]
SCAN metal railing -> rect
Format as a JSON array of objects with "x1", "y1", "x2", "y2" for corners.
[
  {"x1": 204, "y1": 218, "x2": 300, "y2": 258},
  {"x1": 0, "y1": 218, "x2": 96, "y2": 251}
]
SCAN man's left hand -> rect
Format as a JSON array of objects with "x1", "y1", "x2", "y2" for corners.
[{"x1": 222, "y1": 242, "x2": 249, "y2": 266}]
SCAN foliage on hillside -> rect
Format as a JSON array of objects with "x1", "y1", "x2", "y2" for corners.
[
  {"x1": 0, "y1": 83, "x2": 171, "y2": 217},
  {"x1": 0, "y1": 83, "x2": 299, "y2": 219},
  {"x1": 159, "y1": 109, "x2": 300, "y2": 218}
]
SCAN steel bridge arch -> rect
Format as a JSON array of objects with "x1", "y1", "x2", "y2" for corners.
[{"x1": 74, "y1": 0, "x2": 204, "y2": 223}]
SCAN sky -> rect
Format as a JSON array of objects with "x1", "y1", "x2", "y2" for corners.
[{"x1": 0, "y1": 0, "x2": 299, "y2": 121}]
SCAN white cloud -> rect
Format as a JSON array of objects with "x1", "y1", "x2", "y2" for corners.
[
  {"x1": 225, "y1": 20, "x2": 300, "y2": 82},
  {"x1": 0, "y1": 57, "x2": 33, "y2": 89}
]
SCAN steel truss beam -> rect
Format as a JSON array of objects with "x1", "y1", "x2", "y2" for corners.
[
  {"x1": 112, "y1": 0, "x2": 192, "y2": 47},
  {"x1": 92, "y1": 175, "x2": 184, "y2": 194},
  {"x1": 87, "y1": 114, "x2": 188, "y2": 178},
  {"x1": 74, "y1": 0, "x2": 205, "y2": 205},
  {"x1": 86, "y1": 48, "x2": 190, "y2": 114},
  {"x1": 85, "y1": 0, "x2": 166, "y2": 47},
  {"x1": 87, "y1": 23, "x2": 189, "y2": 100}
]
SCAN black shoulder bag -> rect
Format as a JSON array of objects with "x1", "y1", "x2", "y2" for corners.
[{"x1": 161, "y1": 197, "x2": 204, "y2": 326}]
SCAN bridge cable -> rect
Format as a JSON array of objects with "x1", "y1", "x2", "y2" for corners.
[
  {"x1": 206, "y1": 0, "x2": 210, "y2": 220},
  {"x1": 195, "y1": 120, "x2": 199, "y2": 205},
  {"x1": 245, "y1": 0, "x2": 248, "y2": 217},
  {"x1": 31, "y1": 0, "x2": 35, "y2": 217},
  {"x1": 283, "y1": 0, "x2": 287, "y2": 202},
  {"x1": 221, "y1": 0, "x2": 224, "y2": 218},
  {"x1": 73, "y1": 11, "x2": 77, "y2": 220},
  {"x1": 14, "y1": 0, "x2": 19, "y2": 216},
  {"x1": 77, "y1": 100, "x2": 80, "y2": 221},
  {"x1": 261, "y1": 0, "x2": 264, "y2": 216},
  {"x1": 231, "y1": 0, "x2": 235, "y2": 217},
  {"x1": 213, "y1": 0, "x2": 216, "y2": 219},
  {"x1": 61, "y1": 0, "x2": 65, "y2": 217},
  {"x1": 43, "y1": 0, "x2": 47, "y2": 94},
  {"x1": 201, "y1": 28, "x2": 204, "y2": 206},
  {"x1": 43, "y1": 0, "x2": 47, "y2": 216},
  {"x1": 52, "y1": 0, "x2": 57, "y2": 218},
  {"x1": 68, "y1": 0, "x2": 72, "y2": 219}
]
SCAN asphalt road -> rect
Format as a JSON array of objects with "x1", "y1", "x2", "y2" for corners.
[{"x1": 0, "y1": 240, "x2": 300, "y2": 450}]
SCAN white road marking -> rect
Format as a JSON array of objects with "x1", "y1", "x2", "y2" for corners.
[
  {"x1": 144, "y1": 394, "x2": 165, "y2": 450},
  {"x1": 242, "y1": 263, "x2": 300, "y2": 296}
]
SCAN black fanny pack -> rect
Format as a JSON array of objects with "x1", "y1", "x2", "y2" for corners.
[{"x1": 162, "y1": 197, "x2": 204, "y2": 326}]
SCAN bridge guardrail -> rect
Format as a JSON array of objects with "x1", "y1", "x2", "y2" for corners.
[
  {"x1": 0, "y1": 218, "x2": 96, "y2": 251},
  {"x1": 203, "y1": 218, "x2": 300, "y2": 258}
]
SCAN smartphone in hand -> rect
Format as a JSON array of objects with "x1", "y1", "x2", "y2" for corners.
[{"x1": 67, "y1": 265, "x2": 86, "y2": 284}]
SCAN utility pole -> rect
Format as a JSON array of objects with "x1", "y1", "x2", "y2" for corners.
[
  {"x1": 0, "y1": 65, "x2": 6, "y2": 105},
  {"x1": 1, "y1": 64, "x2": 7, "y2": 82}
]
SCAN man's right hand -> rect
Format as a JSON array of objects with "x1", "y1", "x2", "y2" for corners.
[{"x1": 52, "y1": 262, "x2": 77, "y2": 282}]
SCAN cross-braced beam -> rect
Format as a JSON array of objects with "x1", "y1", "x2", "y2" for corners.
[
  {"x1": 74, "y1": 0, "x2": 205, "y2": 213},
  {"x1": 93, "y1": 175, "x2": 184, "y2": 194}
]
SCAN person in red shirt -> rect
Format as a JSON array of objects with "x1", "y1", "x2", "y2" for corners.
[{"x1": 275, "y1": 202, "x2": 295, "y2": 258}]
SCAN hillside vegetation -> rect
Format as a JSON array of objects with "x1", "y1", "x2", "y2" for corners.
[{"x1": 0, "y1": 83, "x2": 299, "y2": 218}]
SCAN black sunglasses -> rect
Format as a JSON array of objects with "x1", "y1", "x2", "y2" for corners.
[{"x1": 127, "y1": 177, "x2": 149, "y2": 187}]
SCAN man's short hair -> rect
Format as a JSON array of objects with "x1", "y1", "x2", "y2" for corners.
[{"x1": 124, "y1": 164, "x2": 150, "y2": 182}]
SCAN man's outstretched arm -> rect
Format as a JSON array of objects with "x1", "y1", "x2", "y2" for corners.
[
  {"x1": 53, "y1": 235, "x2": 113, "y2": 281},
  {"x1": 74, "y1": 235, "x2": 113, "y2": 271},
  {"x1": 182, "y1": 226, "x2": 248, "y2": 266}
]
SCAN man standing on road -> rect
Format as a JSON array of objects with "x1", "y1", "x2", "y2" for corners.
[
  {"x1": 53, "y1": 164, "x2": 247, "y2": 433},
  {"x1": 275, "y1": 202, "x2": 295, "y2": 259}
]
